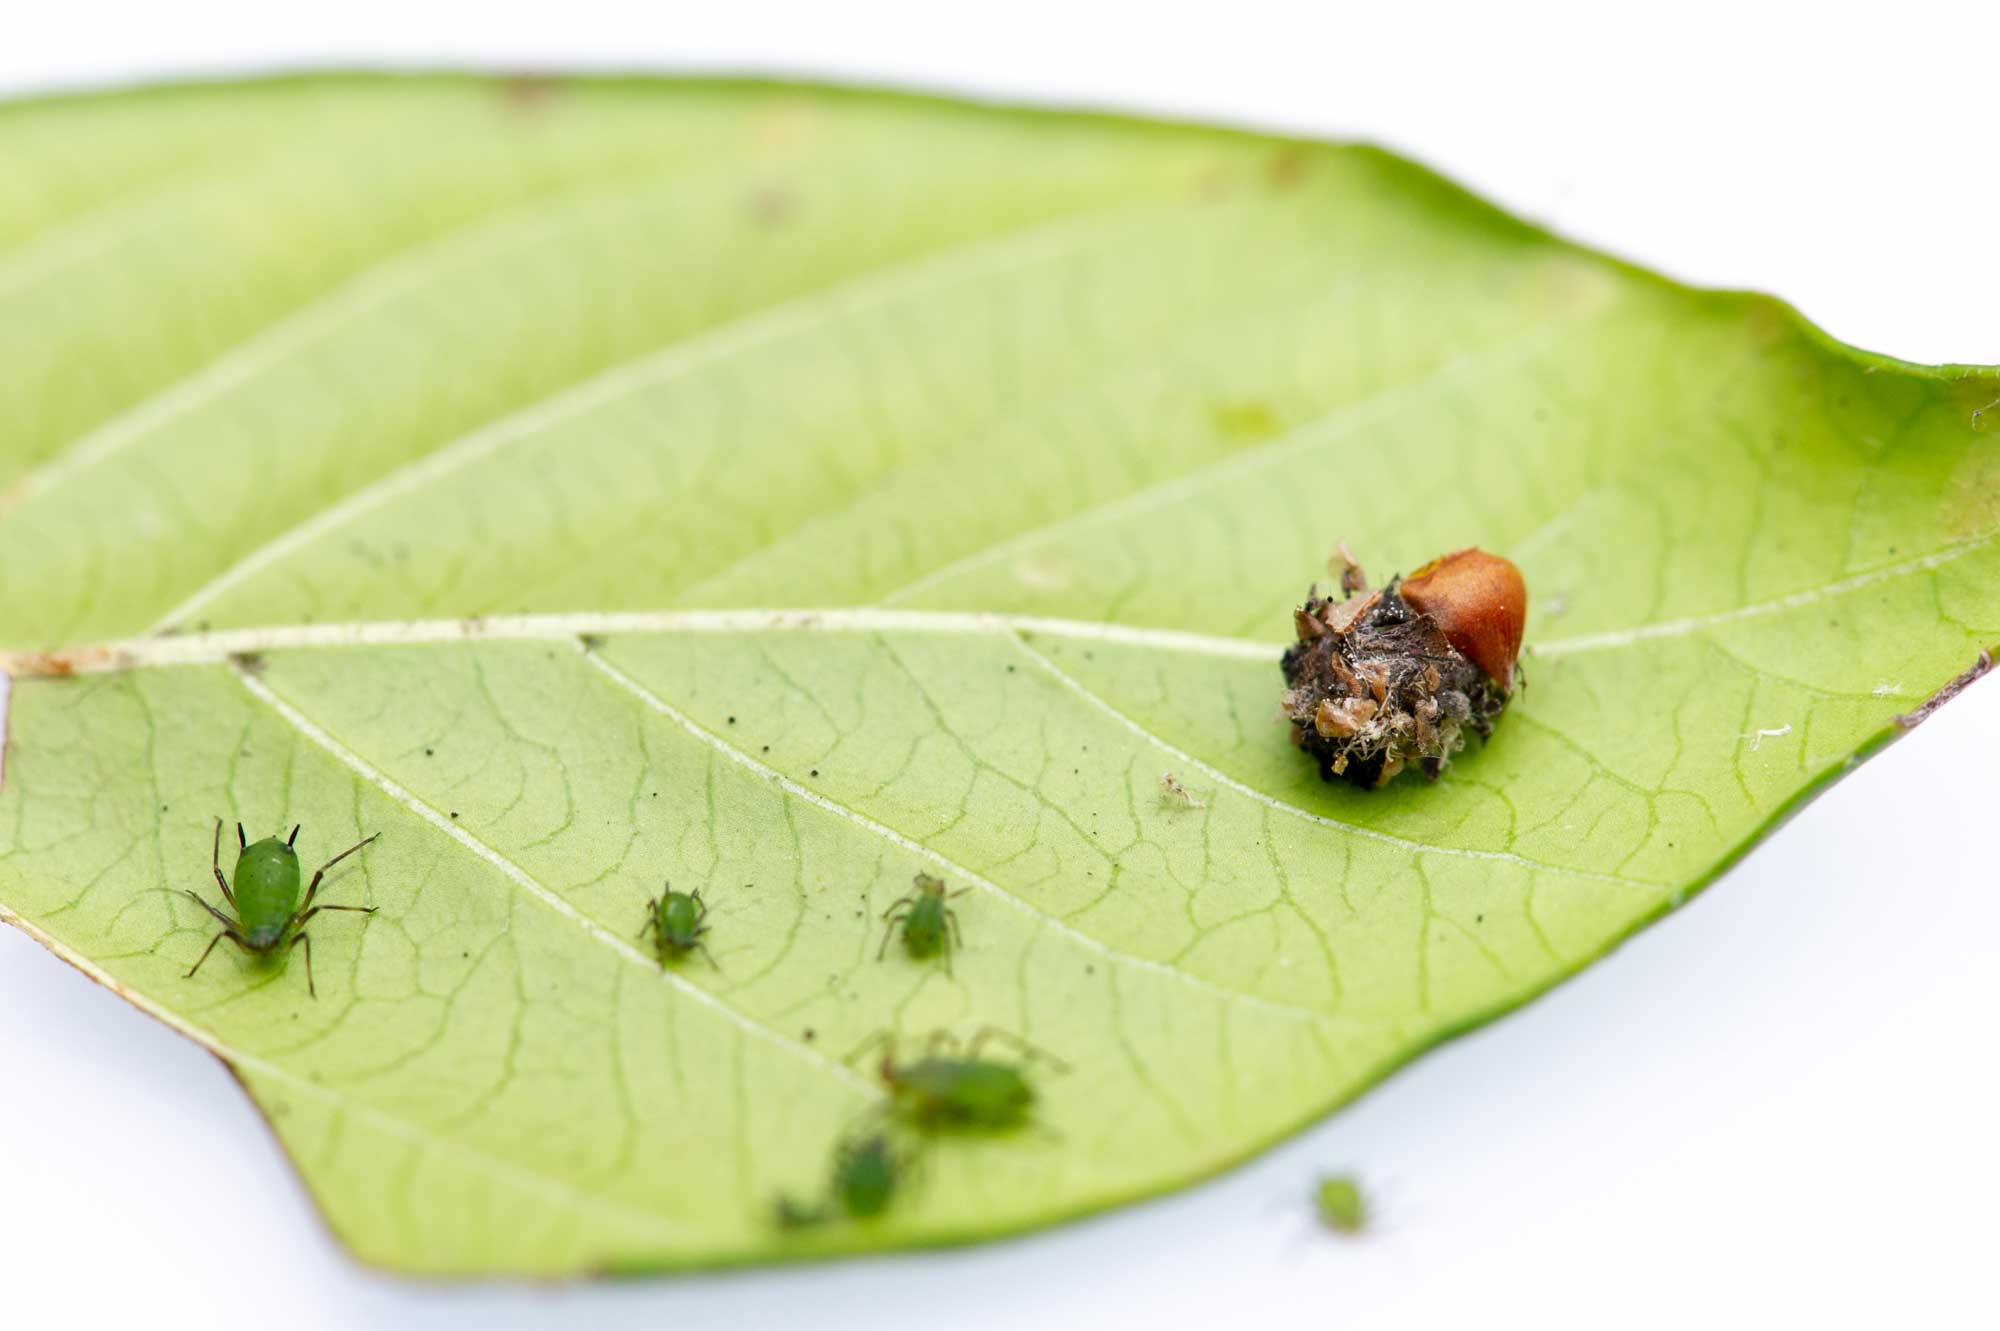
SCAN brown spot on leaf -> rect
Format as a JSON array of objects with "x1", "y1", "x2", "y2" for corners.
[
  {"x1": 1266, "y1": 146, "x2": 1313, "y2": 190},
  {"x1": 6, "y1": 646, "x2": 118, "y2": 678},
  {"x1": 1894, "y1": 648, "x2": 1995, "y2": 730},
  {"x1": 497, "y1": 73, "x2": 563, "y2": 114},
  {"x1": 747, "y1": 185, "x2": 799, "y2": 227}
]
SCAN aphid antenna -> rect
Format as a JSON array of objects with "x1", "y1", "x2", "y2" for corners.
[
  {"x1": 844, "y1": 1028, "x2": 900, "y2": 1069},
  {"x1": 964, "y1": 1025, "x2": 1070, "y2": 1073}
]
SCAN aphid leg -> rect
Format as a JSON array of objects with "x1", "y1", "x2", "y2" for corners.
[
  {"x1": 696, "y1": 941, "x2": 719, "y2": 970},
  {"x1": 879, "y1": 891, "x2": 917, "y2": 919},
  {"x1": 184, "y1": 889, "x2": 236, "y2": 929},
  {"x1": 297, "y1": 903, "x2": 377, "y2": 923},
  {"x1": 184, "y1": 929, "x2": 249, "y2": 979},
  {"x1": 289, "y1": 931, "x2": 316, "y2": 998},
  {"x1": 944, "y1": 906, "x2": 964, "y2": 948},
  {"x1": 965, "y1": 1026, "x2": 1070, "y2": 1073},
  {"x1": 210, "y1": 819, "x2": 237, "y2": 908},
  {"x1": 299, "y1": 831, "x2": 381, "y2": 912},
  {"x1": 876, "y1": 910, "x2": 912, "y2": 960},
  {"x1": 637, "y1": 899, "x2": 658, "y2": 941}
]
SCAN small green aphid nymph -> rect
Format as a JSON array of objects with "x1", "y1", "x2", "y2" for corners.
[
  {"x1": 771, "y1": 1130, "x2": 913, "y2": 1229},
  {"x1": 639, "y1": 883, "x2": 714, "y2": 966},
  {"x1": 831, "y1": 1130, "x2": 908, "y2": 1220},
  {"x1": 850, "y1": 1027, "x2": 1067, "y2": 1134},
  {"x1": 1313, "y1": 1174, "x2": 1368, "y2": 1236},
  {"x1": 184, "y1": 820, "x2": 380, "y2": 998},
  {"x1": 878, "y1": 871, "x2": 967, "y2": 974}
]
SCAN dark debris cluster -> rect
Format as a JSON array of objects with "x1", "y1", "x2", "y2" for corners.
[{"x1": 1280, "y1": 578, "x2": 1511, "y2": 788}]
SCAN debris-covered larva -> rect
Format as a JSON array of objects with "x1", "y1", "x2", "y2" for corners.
[{"x1": 1281, "y1": 546, "x2": 1527, "y2": 787}]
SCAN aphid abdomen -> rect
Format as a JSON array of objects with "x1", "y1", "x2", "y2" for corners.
[
  {"x1": 660, "y1": 892, "x2": 701, "y2": 946},
  {"x1": 902, "y1": 895, "x2": 947, "y2": 957},
  {"x1": 896, "y1": 1058, "x2": 1034, "y2": 1130},
  {"x1": 231, "y1": 838, "x2": 302, "y2": 948},
  {"x1": 834, "y1": 1135, "x2": 900, "y2": 1219}
]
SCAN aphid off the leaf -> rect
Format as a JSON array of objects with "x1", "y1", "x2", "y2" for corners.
[
  {"x1": 878, "y1": 872, "x2": 967, "y2": 975},
  {"x1": 1281, "y1": 546, "x2": 1526, "y2": 787},
  {"x1": 183, "y1": 820, "x2": 380, "y2": 998},
  {"x1": 1158, "y1": 772, "x2": 1204, "y2": 809},
  {"x1": 1312, "y1": 1174, "x2": 1369, "y2": 1236},
  {"x1": 639, "y1": 883, "x2": 715, "y2": 967},
  {"x1": 850, "y1": 1027, "x2": 1067, "y2": 1134}
]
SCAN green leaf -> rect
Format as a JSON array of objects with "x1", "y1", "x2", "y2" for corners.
[{"x1": 0, "y1": 74, "x2": 1993, "y2": 1277}]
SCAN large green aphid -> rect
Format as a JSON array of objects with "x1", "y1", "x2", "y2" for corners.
[
  {"x1": 852, "y1": 1027, "x2": 1066, "y2": 1134},
  {"x1": 183, "y1": 820, "x2": 380, "y2": 997},
  {"x1": 638, "y1": 882, "x2": 714, "y2": 966},
  {"x1": 877, "y1": 871, "x2": 967, "y2": 975}
]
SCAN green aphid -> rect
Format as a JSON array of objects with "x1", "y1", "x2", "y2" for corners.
[
  {"x1": 772, "y1": 1132, "x2": 913, "y2": 1229},
  {"x1": 878, "y1": 871, "x2": 967, "y2": 974},
  {"x1": 638, "y1": 883, "x2": 714, "y2": 967},
  {"x1": 1313, "y1": 1174, "x2": 1368, "y2": 1236},
  {"x1": 183, "y1": 820, "x2": 379, "y2": 997},
  {"x1": 852, "y1": 1027, "x2": 1066, "y2": 1134},
  {"x1": 831, "y1": 1130, "x2": 908, "y2": 1220}
]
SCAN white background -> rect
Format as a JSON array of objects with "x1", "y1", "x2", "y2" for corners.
[{"x1": 3, "y1": 5, "x2": 1995, "y2": 1328}]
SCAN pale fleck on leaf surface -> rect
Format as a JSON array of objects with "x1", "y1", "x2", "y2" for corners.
[{"x1": 0, "y1": 74, "x2": 1994, "y2": 1277}]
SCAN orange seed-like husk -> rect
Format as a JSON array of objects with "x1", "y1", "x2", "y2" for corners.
[{"x1": 1398, "y1": 547, "x2": 1527, "y2": 690}]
